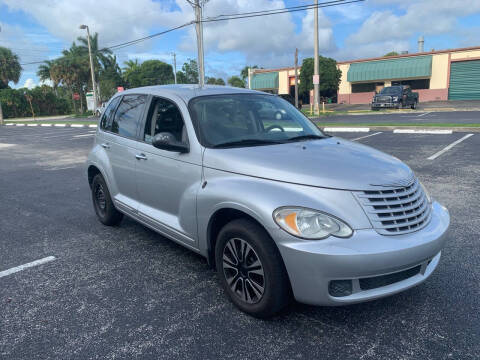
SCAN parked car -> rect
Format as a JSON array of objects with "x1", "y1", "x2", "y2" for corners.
[
  {"x1": 95, "y1": 102, "x2": 106, "y2": 117},
  {"x1": 371, "y1": 85, "x2": 419, "y2": 110},
  {"x1": 87, "y1": 85, "x2": 449, "y2": 318}
]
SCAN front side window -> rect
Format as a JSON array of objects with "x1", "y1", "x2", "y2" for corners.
[
  {"x1": 188, "y1": 94, "x2": 326, "y2": 148},
  {"x1": 144, "y1": 97, "x2": 187, "y2": 145},
  {"x1": 111, "y1": 94, "x2": 147, "y2": 139},
  {"x1": 100, "y1": 96, "x2": 121, "y2": 130}
]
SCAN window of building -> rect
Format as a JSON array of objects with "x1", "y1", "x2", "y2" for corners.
[
  {"x1": 111, "y1": 94, "x2": 147, "y2": 139},
  {"x1": 351, "y1": 82, "x2": 384, "y2": 93},
  {"x1": 100, "y1": 96, "x2": 121, "y2": 131}
]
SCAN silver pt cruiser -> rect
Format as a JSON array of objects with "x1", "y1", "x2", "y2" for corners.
[{"x1": 86, "y1": 85, "x2": 450, "y2": 318}]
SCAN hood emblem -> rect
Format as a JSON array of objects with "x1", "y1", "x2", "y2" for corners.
[{"x1": 370, "y1": 173, "x2": 415, "y2": 188}]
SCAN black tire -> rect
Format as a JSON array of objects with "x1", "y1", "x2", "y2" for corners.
[
  {"x1": 91, "y1": 174, "x2": 123, "y2": 226},
  {"x1": 411, "y1": 101, "x2": 417, "y2": 109},
  {"x1": 215, "y1": 218, "x2": 292, "y2": 318}
]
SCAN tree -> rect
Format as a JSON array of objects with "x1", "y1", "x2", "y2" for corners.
[
  {"x1": 76, "y1": 32, "x2": 112, "y2": 83},
  {"x1": 0, "y1": 47, "x2": 22, "y2": 122},
  {"x1": 124, "y1": 60, "x2": 174, "y2": 88},
  {"x1": 384, "y1": 51, "x2": 399, "y2": 57},
  {"x1": 98, "y1": 55, "x2": 124, "y2": 100},
  {"x1": 299, "y1": 56, "x2": 341, "y2": 102},
  {"x1": 240, "y1": 65, "x2": 258, "y2": 81},
  {"x1": 206, "y1": 76, "x2": 225, "y2": 85},
  {"x1": 177, "y1": 59, "x2": 198, "y2": 84},
  {"x1": 0, "y1": 47, "x2": 22, "y2": 89},
  {"x1": 227, "y1": 76, "x2": 245, "y2": 88}
]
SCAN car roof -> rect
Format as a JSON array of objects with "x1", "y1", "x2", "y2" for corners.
[{"x1": 113, "y1": 84, "x2": 270, "y2": 103}]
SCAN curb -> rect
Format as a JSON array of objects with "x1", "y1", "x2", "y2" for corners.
[{"x1": 4, "y1": 123, "x2": 97, "y2": 128}]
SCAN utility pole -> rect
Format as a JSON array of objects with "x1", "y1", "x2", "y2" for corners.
[
  {"x1": 172, "y1": 52, "x2": 177, "y2": 84},
  {"x1": 294, "y1": 48, "x2": 299, "y2": 109},
  {"x1": 194, "y1": 0, "x2": 205, "y2": 87},
  {"x1": 313, "y1": 0, "x2": 320, "y2": 114},
  {"x1": 0, "y1": 26, "x2": 3, "y2": 125},
  {"x1": 79, "y1": 24, "x2": 97, "y2": 114}
]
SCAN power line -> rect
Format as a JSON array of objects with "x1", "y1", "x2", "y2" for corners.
[{"x1": 19, "y1": 0, "x2": 364, "y2": 65}]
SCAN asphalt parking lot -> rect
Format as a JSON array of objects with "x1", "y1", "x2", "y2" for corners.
[
  {"x1": 314, "y1": 110, "x2": 480, "y2": 125},
  {"x1": 0, "y1": 125, "x2": 479, "y2": 359}
]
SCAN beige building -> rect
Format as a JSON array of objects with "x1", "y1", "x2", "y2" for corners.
[
  {"x1": 338, "y1": 46, "x2": 480, "y2": 104},
  {"x1": 249, "y1": 45, "x2": 480, "y2": 104}
]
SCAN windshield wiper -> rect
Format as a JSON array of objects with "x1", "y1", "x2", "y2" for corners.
[
  {"x1": 285, "y1": 134, "x2": 328, "y2": 142},
  {"x1": 212, "y1": 139, "x2": 283, "y2": 148}
]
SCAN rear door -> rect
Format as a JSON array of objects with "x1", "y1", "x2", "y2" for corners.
[
  {"x1": 134, "y1": 96, "x2": 203, "y2": 247},
  {"x1": 101, "y1": 94, "x2": 147, "y2": 213}
]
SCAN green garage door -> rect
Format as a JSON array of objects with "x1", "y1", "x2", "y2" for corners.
[{"x1": 449, "y1": 60, "x2": 480, "y2": 100}]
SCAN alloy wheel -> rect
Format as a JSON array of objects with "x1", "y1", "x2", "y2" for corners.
[{"x1": 222, "y1": 238, "x2": 265, "y2": 304}]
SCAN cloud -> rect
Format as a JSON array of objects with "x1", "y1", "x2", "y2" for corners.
[
  {"x1": 22, "y1": 78, "x2": 36, "y2": 89},
  {"x1": 178, "y1": 0, "x2": 336, "y2": 68}
]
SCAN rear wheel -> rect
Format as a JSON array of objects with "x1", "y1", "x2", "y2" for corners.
[
  {"x1": 215, "y1": 219, "x2": 291, "y2": 318},
  {"x1": 91, "y1": 174, "x2": 123, "y2": 226}
]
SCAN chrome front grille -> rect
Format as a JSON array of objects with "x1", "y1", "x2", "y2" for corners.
[
  {"x1": 376, "y1": 95, "x2": 392, "y2": 102},
  {"x1": 354, "y1": 178, "x2": 432, "y2": 235}
]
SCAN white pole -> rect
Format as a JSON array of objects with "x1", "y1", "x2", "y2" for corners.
[
  {"x1": 172, "y1": 52, "x2": 177, "y2": 84},
  {"x1": 85, "y1": 26, "x2": 97, "y2": 114},
  {"x1": 194, "y1": 0, "x2": 205, "y2": 87},
  {"x1": 313, "y1": 0, "x2": 319, "y2": 114},
  {"x1": 294, "y1": 48, "x2": 299, "y2": 109}
]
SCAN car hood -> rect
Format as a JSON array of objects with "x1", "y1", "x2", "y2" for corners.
[{"x1": 203, "y1": 137, "x2": 413, "y2": 191}]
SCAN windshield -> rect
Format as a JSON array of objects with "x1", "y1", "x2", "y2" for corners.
[
  {"x1": 379, "y1": 87, "x2": 402, "y2": 95},
  {"x1": 188, "y1": 94, "x2": 326, "y2": 148}
]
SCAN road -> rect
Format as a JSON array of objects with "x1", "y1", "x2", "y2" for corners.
[
  {"x1": 0, "y1": 126, "x2": 479, "y2": 359},
  {"x1": 313, "y1": 110, "x2": 480, "y2": 125}
]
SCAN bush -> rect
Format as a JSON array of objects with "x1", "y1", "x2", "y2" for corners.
[{"x1": 0, "y1": 86, "x2": 72, "y2": 119}]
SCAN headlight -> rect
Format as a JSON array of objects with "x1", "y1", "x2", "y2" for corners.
[
  {"x1": 273, "y1": 207, "x2": 353, "y2": 240},
  {"x1": 420, "y1": 182, "x2": 432, "y2": 204}
]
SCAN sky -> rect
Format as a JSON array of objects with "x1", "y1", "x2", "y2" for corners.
[{"x1": 1, "y1": 0, "x2": 480, "y2": 89}]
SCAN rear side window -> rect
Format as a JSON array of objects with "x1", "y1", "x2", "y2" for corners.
[
  {"x1": 100, "y1": 96, "x2": 121, "y2": 130},
  {"x1": 111, "y1": 95, "x2": 147, "y2": 139}
]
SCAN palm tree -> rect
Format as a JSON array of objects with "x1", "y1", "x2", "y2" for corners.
[
  {"x1": 0, "y1": 47, "x2": 22, "y2": 122},
  {"x1": 123, "y1": 59, "x2": 140, "y2": 74},
  {"x1": 76, "y1": 32, "x2": 111, "y2": 76},
  {"x1": 0, "y1": 47, "x2": 22, "y2": 88},
  {"x1": 37, "y1": 60, "x2": 61, "y2": 95}
]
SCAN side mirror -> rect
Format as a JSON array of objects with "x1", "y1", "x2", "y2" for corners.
[{"x1": 152, "y1": 132, "x2": 189, "y2": 153}]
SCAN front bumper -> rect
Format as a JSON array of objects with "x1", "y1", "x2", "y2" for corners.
[
  {"x1": 371, "y1": 102, "x2": 398, "y2": 108},
  {"x1": 274, "y1": 201, "x2": 450, "y2": 306}
]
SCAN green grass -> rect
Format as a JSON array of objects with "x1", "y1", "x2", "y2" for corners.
[{"x1": 313, "y1": 122, "x2": 480, "y2": 128}]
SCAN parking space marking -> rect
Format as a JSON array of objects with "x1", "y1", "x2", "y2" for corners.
[
  {"x1": 352, "y1": 132, "x2": 382, "y2": 141},
  {"x1": 0, "y1": 256, "x2": 56, "y2": 279},
  {"x1": 72, "y1": 133, "x2": 95, "y2": 138},
  {"x1": 324, "y1": 127, "x2": 370, "y2": 132},
  {"x1": 394, "y1": 129, "x2": 453, "y2": 134},
  {"x1": 427, "y1": 133, "x2": 474, "y2": 160},
  {"x1": 417, "y1": 112, "x2": 431, "y2": 117}
]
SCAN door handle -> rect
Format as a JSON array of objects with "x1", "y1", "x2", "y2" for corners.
[
  {"x1": 101, "y1": 143, "x2": 110, "y2": 149},
  {"x1": 135, "y1": 153, "x2": 148, "y2": 160}
]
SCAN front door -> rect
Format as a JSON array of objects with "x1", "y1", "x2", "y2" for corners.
[{"x1": 134, "y1": 96, "x2": 202, "y2": 247}]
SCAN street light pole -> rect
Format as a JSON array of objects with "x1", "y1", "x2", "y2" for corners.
[
  {"x1": 194, "y1": 0, "x2": 205, "y2": 87},
  {"x1": 79, "y1": 24, "x2": 97, "y2": 115},
  {"x1": 313, "y1": 0, "x2": 320, "y2": 114},
  {"x1": 172, "y1": 52, "x2": 177, "y2": 84}
]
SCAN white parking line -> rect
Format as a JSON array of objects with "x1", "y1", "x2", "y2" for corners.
[
  {"x1": 0, "y1": 256, "x2": 56, "y2": 278},
  {"x1": 27, "y1": 124, "x2": 39, "y2": 127},
  {"x1": 89, "y1": 124, "x2": 98, "y2": 128},
  {"x1": 41, "y1": 124, "x2": 53, "y2": 127},
  {"x1": 54, "y1": 124, "x2": 66, "y2": 127},
  {"x1": 324, "y1": 127, "x2": 370, "y2": 132},
  {"x1": 352, "y1": 132, "x2": 382, "y2": 141},
  {"x1": 70, "y1": 124, "x2": 86, "y2": 128},
  {"x1": 72, "y1": 133, "x2": 94, "y2": 138},
  {"x1": 417, "y1": 112, "x2": 431, "y2": 117},
  {"x1": 394, "y1": 129, "x2": 453, "y2": 134},
  {"x1": 427, "y1": 134, "x2": 474, "y2": 160}
]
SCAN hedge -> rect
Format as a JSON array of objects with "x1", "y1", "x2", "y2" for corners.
[{"x1": 0, "y1": 86, "x2": 71, "y2": 119}]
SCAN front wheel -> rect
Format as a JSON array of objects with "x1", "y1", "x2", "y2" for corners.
[{"x1": 215, "y1": 219, "x2": 291, "y2": 318}]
